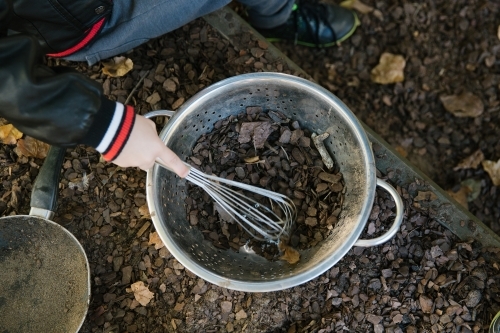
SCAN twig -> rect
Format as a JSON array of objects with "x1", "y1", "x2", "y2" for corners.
[
  {"x1": 280, "y1": 146, "x2": 290, "y2": 161},
  {"x1": 312, "y1": 132, "x2": 334, "y2": 170},
  {"x1": 124, "y1": 70, "x2": 150, "y2": 105}
]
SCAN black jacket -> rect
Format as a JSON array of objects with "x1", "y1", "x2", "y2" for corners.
[{"x1": 0, "y1": 0, "x2": 116, "y2": 148}]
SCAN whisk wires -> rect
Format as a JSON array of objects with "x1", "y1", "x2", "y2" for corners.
[{"x1": 186, "y1": 166, "x2": 296, "y2": 241}]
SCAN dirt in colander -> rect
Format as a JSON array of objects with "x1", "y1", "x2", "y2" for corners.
[{"x1": 184, "y1": 106, "x2": 345, "y2": 262}]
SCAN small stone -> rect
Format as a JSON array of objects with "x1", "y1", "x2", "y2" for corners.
[
  {"x1": 381, "y1": 268, "x2": 393, "y2": 278},
  {"x1": 464, "y1": 290, "x2": 481, "y2": 308},
  {"x1": 305, "y1": 217, "x2": 318, "y2": 227},
  {"x1": 419, "y1": 295, "x2": 433, "y2": 313},
  {"x1": 279, "y1": 129, "x2": 292, "y2": 143},
  {"x1": 99, "y1": 225, "x2": 113, "y2": 236},
  {"x1": 306, "y1": 207, "x2": 317, "y2": 217},
  {"x1": 113, "y1": 256, "x2": 124, "y2": 272},
  {"x1": 121, "y1": 266, "x2": 133, "y2": 285},
  {"x1": 221, "y1": 301, "x2": 232, "y2": 313},
  {"x1": 368, "y1": 278, "x2": 382, "y2": 290},
  {"x1": 366, "y1": 314, "x2": 383, "y2": 325},
  {"x1": 235, "y1": 309, "x2": 247, "y2": 320},
  {"x1": 332, "y1": 298, "x2": 342, "y2": 306},
  {"x1": 163, "y1": 79, "x2": 177, "y2": 92}
]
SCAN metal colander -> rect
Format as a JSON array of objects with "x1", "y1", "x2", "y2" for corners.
[{"x1": 146, "y1": 73, "x2": 403, "y2": 292}]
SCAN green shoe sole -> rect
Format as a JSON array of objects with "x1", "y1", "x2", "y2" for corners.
[{"x1": 264, "y1": 11, "x2": 360, "y2": 47}]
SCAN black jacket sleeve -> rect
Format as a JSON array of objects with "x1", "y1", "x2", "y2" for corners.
[{"x1": 0, "y1": 0, "x2": 115, "y2": 148}]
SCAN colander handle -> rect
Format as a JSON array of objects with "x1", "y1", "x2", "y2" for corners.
[{"x1": 353, "y1": 178, "x2": 404, "y2": 247}]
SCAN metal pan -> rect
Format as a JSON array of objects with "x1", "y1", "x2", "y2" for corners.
[{"x1": 0, "y1": 146, "x2": 90, "y2": 333}]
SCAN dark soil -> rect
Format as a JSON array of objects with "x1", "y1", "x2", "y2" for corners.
[{"x1": 1, "y1": 1, "x2": 500, "y2": 332}]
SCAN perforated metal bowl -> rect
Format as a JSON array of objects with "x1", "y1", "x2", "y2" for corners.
[{"x1": 146, "y1": 73, "x2": 403, "y2": 292}]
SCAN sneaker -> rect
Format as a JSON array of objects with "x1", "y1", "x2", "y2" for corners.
[{"x1": 256, "y1": 0, "x2": 360, "y2": 47}]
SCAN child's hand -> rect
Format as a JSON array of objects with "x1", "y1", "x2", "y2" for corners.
[{"x1": 111, "y1": 115, "x2": 189, "y2": 176}]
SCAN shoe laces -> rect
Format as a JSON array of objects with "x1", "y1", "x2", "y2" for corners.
[{"x1": 291, "y1": 0, "x2": 337, "y2": 46}]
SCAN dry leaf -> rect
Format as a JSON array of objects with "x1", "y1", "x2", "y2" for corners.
[
  {"x1": 0, "y1": 124, "x2": 23, "y2": 144},
  {"x1": 128, "y1": 281, "x2": 154, "y2": 306},
  {"x1": 138, "y1": 204, "x2": 151, "y2": 218},
  {"x1": 394, "y1": 145, "x2": 408, "y2": 158},
  {"x1": 244, "y1": 156, "x2": 260, "y2": 163},
  {"x1": 340, "y1": 0, "x2": 373, "y2": 14},
  {"x1": 414, "y1": 191, "x2": 438, "y2": 202},
  {"x1": 446, "y1": 186, "x2": 470, "y2": 210},
  {"x1": 148, "y1": 231, "x2": 165, "y2": 250},
  {"x1": 238, "y1": 122, "x2": 274, "y2": 148},
  {"x1": 68, "y1": 172, "x2": 94, "y2": 191},
  {"x1": 453, "y1": 150, "x2": 484, "y2": 171},
  {"x1": 14, "y1": 136, "x2": 50, "y2": 158},
  {"x1": 440, "y1": 92, "x2": 484, "y2": 118},
  {"x1": 102, "y1": 56, "x2": 133, "y2": 77},
  {"x1": 371, "y1": 53, "x2": 406, "y2": 84},
  {"x1": 279, "y1": 241, "x2": 300, "y2": 264},
  {"x1": 482, "y1": 159, "x2": 500, "y2": 186}
]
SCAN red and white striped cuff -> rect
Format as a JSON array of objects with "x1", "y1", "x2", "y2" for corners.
[{"x1": 96, "y1": 103, "x2": 136, "y2": 161}]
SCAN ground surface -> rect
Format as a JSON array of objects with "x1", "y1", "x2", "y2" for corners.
[
  {"x1": 1, "y1": 1, "x2": 500, "y2": 332},
  {"x1": 278, "y1": 0, "x2": 500, "y2": 233}
]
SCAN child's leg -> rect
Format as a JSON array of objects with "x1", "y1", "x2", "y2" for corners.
[
  {"x1": 66, "y1": 0, "x2": 232, "y2": 65},
  {"x1": 236, "y1": 0, "x2": 295, "y2": 29}
]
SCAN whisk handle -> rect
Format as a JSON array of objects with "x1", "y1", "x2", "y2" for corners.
[
  {"x1": 143, "y1": 110, "x2": 192, "y2": 176},
  {"x1": 143, "y1": 110, "x2": 176, "y2": 119},
  {"x1": 154, "y1": 158, "x2": 192, "y2": 174}
]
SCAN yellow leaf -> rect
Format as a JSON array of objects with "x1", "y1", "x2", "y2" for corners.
[
  {"x1": 446, "y1": 187, "x2": 470, "y2": 210},
  {"x1": 102, "y1": 56, "x2": 133, "y2": 77},
  {"x1": 414, "y1": 191, "x2": 438, "y2": 202},
  {"x1": 244, "y1": 156, "x2": 260, "y2": 163},
  {"x1": 278, "y1": 241, "x2": 300, "y2": 264},
  {"x1": 371, "y1": 53, "x2": 406, "y2": 84},
  {"x1": 138, "y1": 203, "x2": 151, "y2": 218},
  {"x1": 148, "y1": 231, "x2": 165, "y2": 250},
  {"x1": 14, "y1": 136, "x2": 50, "y2": 158},
  {"x1": 128, "y1": 281, "x2": 154, "y2": 306},
  {"x1": 340, "y1": 0, "x2": 373, "y2": 14},
  {"x1": 482, "y1": 159, "x2": 500, "y2": 186},
  {"x1": 394, "y1": 145, "x2": 408, "y2": 158},
  {"x1": 0, "y1": 124, "x2": 23, "y2": 144}
]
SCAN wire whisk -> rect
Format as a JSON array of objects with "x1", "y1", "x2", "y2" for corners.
[{"x1": 157, "y1": 161, "x2": 296, "y2": 241}]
